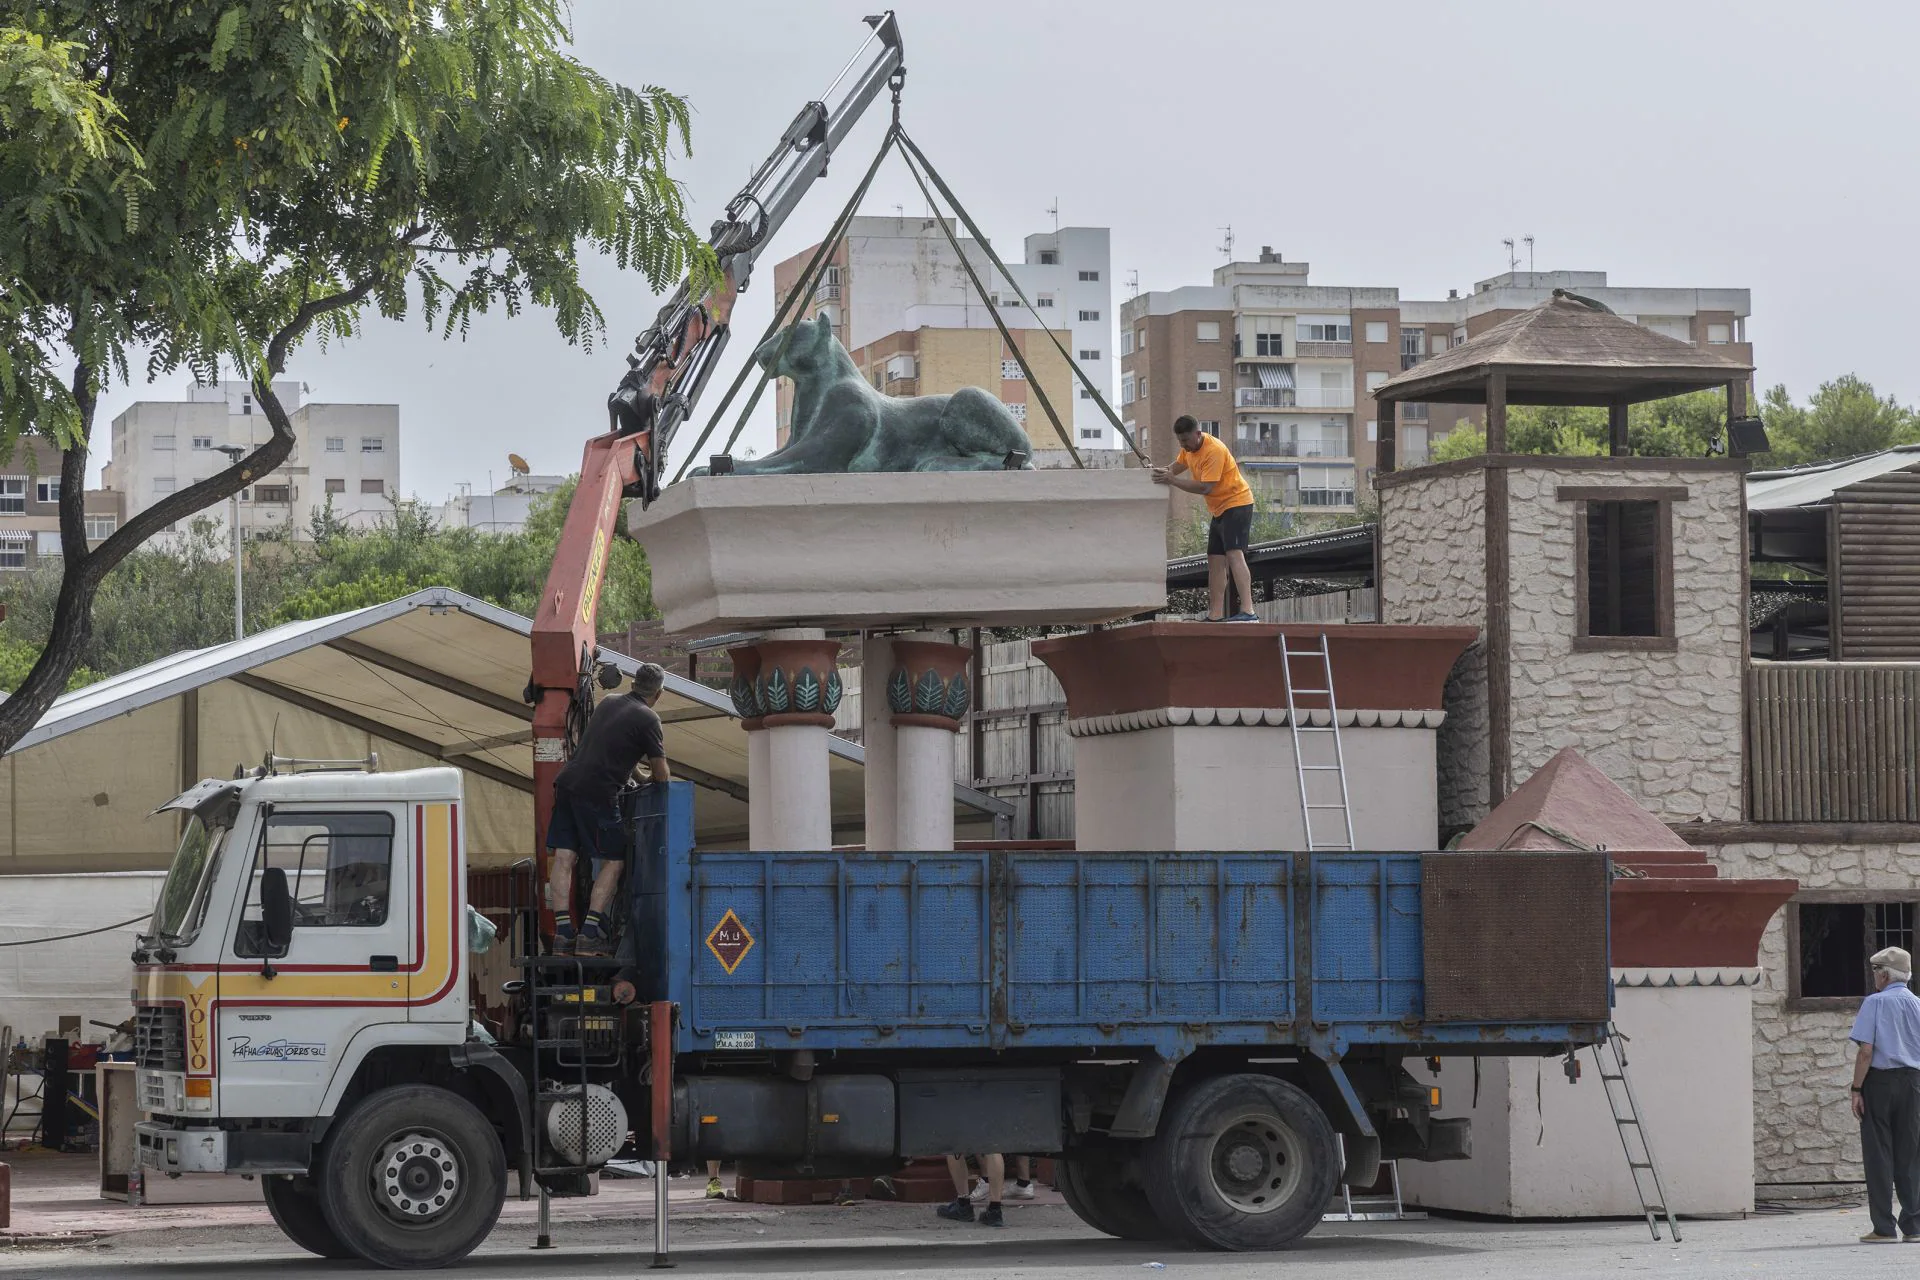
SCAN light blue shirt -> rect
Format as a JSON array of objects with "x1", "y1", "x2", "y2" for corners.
[{"x1": 1851, "y1": 984, "x2": 1920, "y2": 1070}]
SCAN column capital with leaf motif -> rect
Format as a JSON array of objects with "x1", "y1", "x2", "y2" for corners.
[
  {"x1": 886, "y1": 637, "x2": 973, "y2": 732},
  {"x1": 728, "y1": 636, "x2": 844, "y2": 730}
]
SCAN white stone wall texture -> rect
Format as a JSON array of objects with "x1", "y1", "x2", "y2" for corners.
[
  {"x1": 1379, "y1": 469, "x2": 1488, "y2": 831},
  {"x1": 1504, "y1": 466, "x2": 1747, "y2": 823},
  {"x1": 1711, "y1": 840, "x2": 1920, "y2": 1186}
]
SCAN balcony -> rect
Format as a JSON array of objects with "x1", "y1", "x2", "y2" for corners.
[
  {"x1": 814, "y1": 282, "x2": 842, "y2": 303},
  {"x1": 1401, "y1": 351, "x2": 1426, "y2": 370},
  {"x1": 1297, "y1": 387, "x2": 1354, "y2": 409},
  {"x1": 1295, "y1": 341, "x2": 1352, "y2": 359},
  {"x1": 1230, "y1": 439, "x2": 1300, "y2": 458},
  {"x1": 1401, "y1": 402, "x2": 1429, "y2": 422},
  {"x1": 1299, "y1": 487, "x2": 1356, "y2": 508},
  {"x1": 884, "y1": 376, "x2": 919, "y2": 396},
  {"x1": 1236, "y1": 387, "x2": 1294, "y2": 410}
]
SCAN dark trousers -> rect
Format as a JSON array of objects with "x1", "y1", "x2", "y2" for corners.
[{"x1": 1861, "y1": 1066, "x2": 1920, "y2": 1238}]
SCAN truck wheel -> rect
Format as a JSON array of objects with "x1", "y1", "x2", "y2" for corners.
[
  {"x1": 263, "y1": 1174, "x2": 353, "y2": 1259},
  {"x1": 317, "y1": 1084, "x2": 506, "y2": 1269},
  {"x1": 1056, "y1": 1154, "x2": 1166, "y2": 1240},
  {"x1": 1142, "y1": 1073, "x2": 1338, "y2": 1251}
]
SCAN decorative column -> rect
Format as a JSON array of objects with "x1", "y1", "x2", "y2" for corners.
[
  {"x1": 726, "y1": 646, "x2": 770, "y2": 850},
  {"x1": 732, "y1": 629, "x2": 842, "y2": 851},
  {"x1": 860, "y1": 632, "x2": 898, "y2": 851},
  {"x1": 886, "y1": 633, "x2": 972, "y2": 852}
]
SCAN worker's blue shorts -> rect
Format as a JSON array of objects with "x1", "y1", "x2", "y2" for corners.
[{"x1": 547, "y1": 787, "x2": 625, "y2": 873}]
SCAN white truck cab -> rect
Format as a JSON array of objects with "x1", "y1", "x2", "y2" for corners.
[{"x1": 133, "y1": 763, "x2": 528, "y2": 1268}]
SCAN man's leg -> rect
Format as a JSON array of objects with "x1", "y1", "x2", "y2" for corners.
[
  {"x1": 546, "y1": 847, "x2": 578, "y2": 947},
  {"x1": 1893, "y1": 1070, "x2": 1920, "y2": 1238},
  {"x1": 1207, "y1": 554, "x2": 1227, "y2": 620},
  {"x1": 937, "y1": 1156, "x2": 976, "y2": 1220},
  {"x1": 706, "y1": 1159, "x2": 726, "y2": 1200},
  {"x1": 977, "y1": 1153, "x2": 1007, "y2": 1227},
  {"x1": 1227, "y1": 548, "x2": 1255, "y2": 618},
  {"x1": 1862, "y1": 1072, "x2": 1900, "y2": 1238}
]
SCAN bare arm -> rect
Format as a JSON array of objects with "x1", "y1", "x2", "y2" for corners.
[
  {"x1": 646, "y1": 755, "x2": 672, "y2": 784},
  {"x1": 1151, "y1": 458, "x2": 1216, "y2": 494},
  {"x1": 1852, "y1": 1040, "x2": 1873, "y2": 1118}
]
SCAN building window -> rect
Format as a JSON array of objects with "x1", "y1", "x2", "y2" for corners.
[
  {"x1": 1001, "y1": 359, "x2": 1027, "y2": 380},
  {"x1": 153, "y1": 477, "x2": 176, "y2": 495},
  {"x1": 1364, "y1": 321, "x2": 1389, "y2": 344},
  {"x1": 1079, "y1": 387, "x2": 1094, "y2": 399},
  {"x1": 84, "y1": 515, "x2": 115, "y2": 540},
  {"x1": 1119, "y1": 331, "x2": 1133, "y2": 356},
  {"x1": 1199, "y1": 420, "x2": 1221, "y2": 437},
  {"x1": 1402, "y1": 328, "x2": 1426, "y2": 360},
  {"x1": 0, "y1": 478, "x2": 23, "y2": 515},
  {"x1": 1078, "y1": 349, "x2": 1101, "y2": 361},
  {"x1": 256, "y1": 484, "x2": 292, "y2": 503},
  {"x1": 1707, "y1": 323, "x2": 1732, "y2": 345},
  {"x1": 1196, "y1": 371, "x2": 1220, "y2": 393},
  {"x1": 325, "y1": 478, "x2": 346, "y2": 495},
  {"x1": 153, "y1": 434, "x2": 176, "y2": 451},
  {"x1": 361, "y1": 479, "x2": 386, "y2": 495},
  {"x1": 191, "y1": 435, "x2": 213, "y2": 451},
  {"x1": 1565, "y1": 489, "x2": 1678, "y2": 650},
  {"x1": 1138, "y1": 377, "x2": 1147, "y2": 398},
  {"x1": 1078, "y1": 310, "x2": 1100, "y2": 322},
  {"x1": 0, "y1": 536, "x2": 26, "y2": 569},
  {"x1": 1254, "y1": 316, "x2": 1285, "y2": 357},
  {"x1": 361, "y1": 437, "x2": 384, "y2": 453},
  {"x1": 325, "y1": 436, "x2": 345, "y2": 453},
  {"x1": 1078, "y1": 269, "x2": 1099, "y2": 282},
  {"x1": 1035, "y1": 294, "x2": 1055, "y2": 308},
  {"x1": 1298, "y1": 320, "x2": 1352, "y2": 343},
  {"x1": 1005, "y1": 402, "x2": 1028, "y2": 423},
  {"x1": 1790, "y1": 895, "x2": 1920, "y2": 1009},
  {"x1": 1038, "y1": 250, "x2": 1058, "y2": 265},
  {"x1": 35, "y1": 478, "x2": 60, "y2": 504},
  {"x1": 1432, "y1": 333, "x2": 1449, "y2": 353},
  {"x1": 1196, "y1": 321, "x2": 1221, "y2": 342},
  {"x1": 1365, "y1": 371, "x2": 1389, "y2": 393},
  {"x1": 1366, "y1": 419, "x2": 1378, "y2": 442},
  {"x1": 241, "y1": 394, "x2": 253, "y2": 416},
  {"x1": 1121, "y1": 376, "x2": 1136, "y2": 405},
  {"x1": 1135, "y1": 327, "x2": 1146, "y2": 350},
  {"x1": 1080, "y1": 428, "x2": 1102, "y2": 440},
  {"x1": 1453, "y1": 326, "x2": 1468, "y2": 347}
]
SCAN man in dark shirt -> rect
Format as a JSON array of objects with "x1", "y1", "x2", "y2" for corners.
[{"x1": 546, "y1": 662, "x2": 672, "y2": 954}]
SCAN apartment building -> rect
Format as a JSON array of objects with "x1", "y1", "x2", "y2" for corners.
[
  {"x1": 439, "y1": 471, "x2": 567, "y2": 535},
  {"x1": 1122, "y1": 249, "x2": 1752, "y2": 532},
  {"x1": 0, "y1": 437, "x2": 124, "y2": 574},
  {"x1": 102, "y1": 380, "x2": 401, "y2": 547},
  {"x1": 770, "y1": 218, "x2": 1114, "y2": 451}
]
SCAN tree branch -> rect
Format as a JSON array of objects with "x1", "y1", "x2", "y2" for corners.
[{"x1": 58, "y1": 363, "x2": 94, "y2": 566}]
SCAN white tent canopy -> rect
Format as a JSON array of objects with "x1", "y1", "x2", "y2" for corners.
[{"x1": 0, "y1": 588, "x2": 1011, "y2": 873}]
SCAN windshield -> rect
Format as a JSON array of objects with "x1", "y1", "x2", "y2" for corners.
[{"x1": 152, "y1": 814, "x2": 231, "y2": 942}]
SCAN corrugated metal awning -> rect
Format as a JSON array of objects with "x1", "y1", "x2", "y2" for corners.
[
  {"x1": 1747, "y1": 445, "x2": 1920, "y2": 512},
  {"x1": 1257, "y1": 365, "x2": 1294, "y2": 391}
]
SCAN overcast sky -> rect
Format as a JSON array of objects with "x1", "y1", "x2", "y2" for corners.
[{"x1": 88, "y1": 0, "x2": 1920, "y2": 496}]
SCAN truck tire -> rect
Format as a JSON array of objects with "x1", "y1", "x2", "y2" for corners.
[
  {"x1": 316, "y1": 1084, "x2": 507, "y2": 1269},
  {"x1": 263, "y1": 1174, "x2": 354, "y2": 1259},
  {"x1": 1056, "y1": 1154, "x2": 1166, "y2": 1241},
  {"x1": 1141, "y1": 1073, "x2": 1338, "y2": 1251}
]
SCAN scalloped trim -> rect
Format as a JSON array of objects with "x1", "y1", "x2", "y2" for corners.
[
  {"x1": 1067, "y1": 707, "x2": 1448, "y2": 737},
  {"x1": 1612, "y1": 967, "x2": 1765, "y2": 988}
]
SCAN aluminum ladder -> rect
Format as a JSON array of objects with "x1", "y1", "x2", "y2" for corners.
[
  {"x1": 1593, "y1": 1025, "x2": 1681, "y2": 1242},
  {"x1": 1280, "y1": 632, "x2": 1355, "y2": 852}
]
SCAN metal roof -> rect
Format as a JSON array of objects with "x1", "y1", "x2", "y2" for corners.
[
  {"x1": 1746, "y1": 444, "x2": 1920, "y2": 512},
  {"x1": 1166, "y1": 524, "x2": 1375, "y2": 588},
  {"x1": 7, "y1": 588, "x2": 1009, "y2": 865}
]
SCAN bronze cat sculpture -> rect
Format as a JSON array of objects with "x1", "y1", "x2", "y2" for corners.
[{"x1": 694, "y1": 314, "x2": 1036, "y2": 474}]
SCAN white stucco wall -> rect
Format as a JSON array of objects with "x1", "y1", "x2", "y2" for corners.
[
  {"x1": 1400, "y1": 978, "x2": 1758, "y2": 1216},
  {"x1": 1378, "y1": 468, "x2": 1488, "y2": 831},
  {"x1": 1503, "y1": 466, "x2": 1746, "y2": 823}
]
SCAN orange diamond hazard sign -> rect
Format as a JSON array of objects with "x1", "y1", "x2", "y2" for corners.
[{"x1": 705, "y1": 909, "x2": 754, "y2": 974}]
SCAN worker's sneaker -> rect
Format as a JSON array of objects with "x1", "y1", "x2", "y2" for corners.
[
  {"x1": 978, "y1": 1203, "x2": 1006, "y2": 1228},
  {"x1": 1859, "y1": 1232, "x2": 1900, "y2": 1244},
  {"x1": 1227, "y1": 612, "x2": 1261, "y2": 622},
  {"x1": 550, "y1": 928, "x2": 576, "y2": 955},
  {"x1": 574, "y1": 927, "x2": 613, "y2": 957},
  {"x1": 936, "y1": 1199, "x2": 975, "y2": 1223},
  {"x1": 967, "y1": 1178, "x2": 991, "y2": 1204},
  {"x1": 1005, "y1": 1179, "x2": 1037, "y2": 1200},
  {"x1": 705, "y1": 1177, "x2": 726, "y2": 1200}
]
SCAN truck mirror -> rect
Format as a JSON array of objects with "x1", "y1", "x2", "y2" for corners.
[{"x1": 260, "y1": 867, "x2": 295, "y2": 955}]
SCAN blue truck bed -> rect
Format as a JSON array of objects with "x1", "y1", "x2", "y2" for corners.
[{"x1": 663, "y1": 843, "x2": 1607, "y2": 1060}]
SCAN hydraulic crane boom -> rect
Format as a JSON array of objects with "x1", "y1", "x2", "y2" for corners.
[{"x1": 529, "y1": 13, "x2": 904, "y2": 885}]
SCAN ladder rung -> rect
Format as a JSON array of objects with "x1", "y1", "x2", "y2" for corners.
[
  {"x1": 1289, "y1": 688, "x2": 1333, "y2": 697},
  {"x1": 1281, "y1": 648, "x2": 1328, "y2": 657},
  {"x1": 1302, "y1": 764, "x2": 1344, "y2": 771},
  {"x1": 1306, "y1": 803, "x2": 1350, "y2": 810}
]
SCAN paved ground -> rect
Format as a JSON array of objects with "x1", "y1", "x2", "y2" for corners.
[{"x1": 4, "y1": 1152, "x2": 1914, "y2": 1279}]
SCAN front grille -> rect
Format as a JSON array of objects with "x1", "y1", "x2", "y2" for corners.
[
  {"x1": 139, "y1": 1073, "x2": 169, "y2": 1112},
  {"x1": 136, "y1": 1005, "x2": 186, "y2": 1071}
]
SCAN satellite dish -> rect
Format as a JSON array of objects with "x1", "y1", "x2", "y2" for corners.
[{"x1": 507, "y1": 453, "x2": 529, "y2": 475}]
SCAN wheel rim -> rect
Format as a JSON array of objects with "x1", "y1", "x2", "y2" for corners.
[
  {"x1": 1207, "y1": 1111, "x2": 1305, "y2": 1214},
  {"x1": 374, "y1": 1130, "x2": 463, "y2": 1224}
]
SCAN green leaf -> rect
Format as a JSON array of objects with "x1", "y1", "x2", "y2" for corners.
[
  {"x1": 913, "y1": 669, "x2": 945, "y2": 715},
  {"x1": 793, "y1": 667, "x2": 821, "y2": 713},
  {"x1": 761, "y1": 667, "x2": 791, "y2": 715},
  {"x1": 886, "y1": 668, "x2": 912, "y2": 715},
  {"x1": 943, "y1": 673, "x2": 970, "y2": 721}
]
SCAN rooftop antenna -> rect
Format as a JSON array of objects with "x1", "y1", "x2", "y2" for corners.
[
  {"x1": 1046, "y1": 198, "x2": 1059, "y2": 231},
  {"x1": 1217, "y1": 224, "x2": 1235, "y2": 261},
  {"x1": 1503, "y1": 237, "x2": 1520, "y2": 272},
  {"x1": 893, "y1": 202, "x2": 904, "y2": 218},
  {"x1": 1126, "y1": 269, "x2": 1140, "y2": 299},
  {"x1": 1524, "y1": 235, "x2": 1535, "y2": 273}
]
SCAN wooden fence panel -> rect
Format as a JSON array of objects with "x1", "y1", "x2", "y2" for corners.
[{"x1": 1748, "y1": 661, "x2": 1920, "y2": 822}]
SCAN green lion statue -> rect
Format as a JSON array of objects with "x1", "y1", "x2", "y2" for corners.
[{"x1": 695, "y1": 314, "x2": 1037, "y2": 474}]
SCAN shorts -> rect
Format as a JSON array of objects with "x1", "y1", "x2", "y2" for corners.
[
  {"x1": 1207, "y1": 502, "x2": 1254, "y2": 555},
  {"x1": 547, "y1": 787, "x2": 625, "y2": 872}
]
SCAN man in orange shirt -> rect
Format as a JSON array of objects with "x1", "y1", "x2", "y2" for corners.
[{"x1": 1153, "y1": 415, "x2": 1259, "y2": 621}]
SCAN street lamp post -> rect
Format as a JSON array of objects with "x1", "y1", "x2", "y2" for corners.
[{"x1": 214, "y1": 445, "x2": 246, "y2": 642}]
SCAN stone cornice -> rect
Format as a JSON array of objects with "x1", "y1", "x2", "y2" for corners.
[{"x1": 1068, "y1": 706, "x2": 1448, "y2": 737}]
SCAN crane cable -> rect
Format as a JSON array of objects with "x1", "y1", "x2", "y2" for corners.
[{"x1": 0, "y1": 913, "x2": 152, "y2": 947}]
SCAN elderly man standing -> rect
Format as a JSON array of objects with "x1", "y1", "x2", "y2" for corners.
[{"x1": 1850, "y1": 945, "x2": 1920, "y2": 1244}]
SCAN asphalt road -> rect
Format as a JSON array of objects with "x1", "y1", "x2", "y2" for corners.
[{"x1": 3, "y1": 1202, "x2": 1916, "y2": 1280}]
